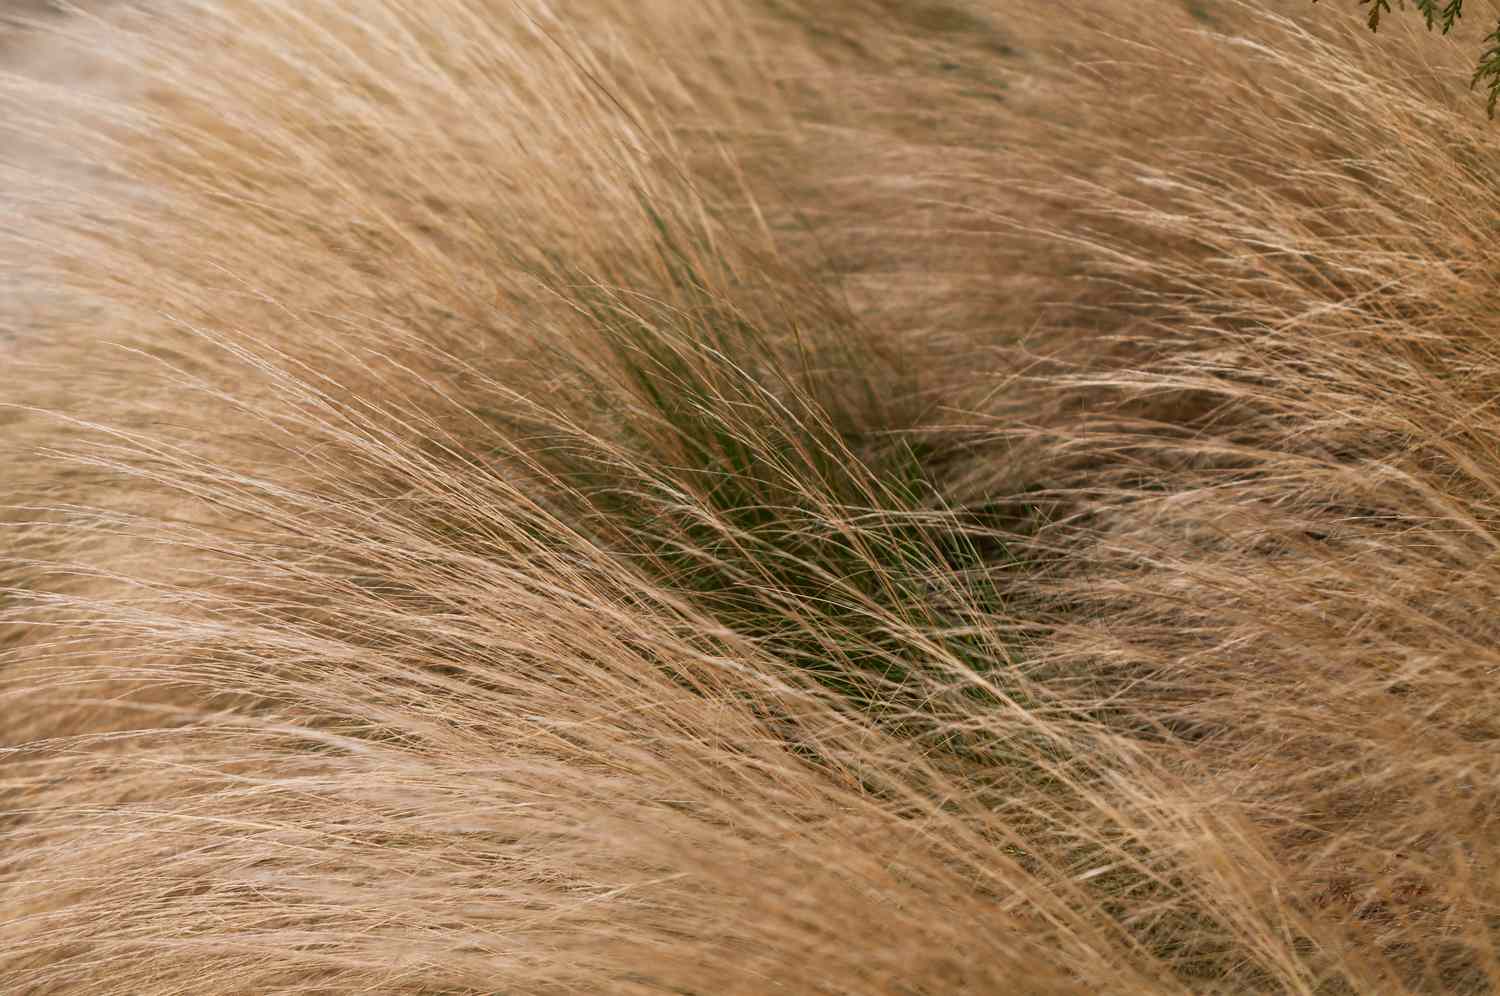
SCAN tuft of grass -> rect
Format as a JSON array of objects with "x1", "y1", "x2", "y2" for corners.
[{"x1": 6, "y1": 0, "x2": 1500, "y2": 993}]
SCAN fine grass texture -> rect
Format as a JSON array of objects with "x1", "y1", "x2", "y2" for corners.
[{"x1": 4, "y1": 0, "x2": 1500, "y2": 992}]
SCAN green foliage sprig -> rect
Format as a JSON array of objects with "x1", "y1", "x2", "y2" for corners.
[{"x1": 1315, "y1": 0, "x2": 1500, "y2": 115}]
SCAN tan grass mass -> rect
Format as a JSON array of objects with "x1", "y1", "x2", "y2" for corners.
[{"x1": 4, "y1": 1, "x2": 1500, "y2": 992}]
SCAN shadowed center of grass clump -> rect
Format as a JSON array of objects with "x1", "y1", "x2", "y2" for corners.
[{"x1": 512, "y1": 211, "x2": 1023, "y2": 739}]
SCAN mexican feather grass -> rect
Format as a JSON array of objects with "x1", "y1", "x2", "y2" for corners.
[{"x1": 4, "y1": 0, "x2": 1500, "y2": 991}]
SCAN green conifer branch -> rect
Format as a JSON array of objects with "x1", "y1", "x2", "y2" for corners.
[{"x1": 1314, "y1": 0, "x2": 1500, "y2": 115}]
